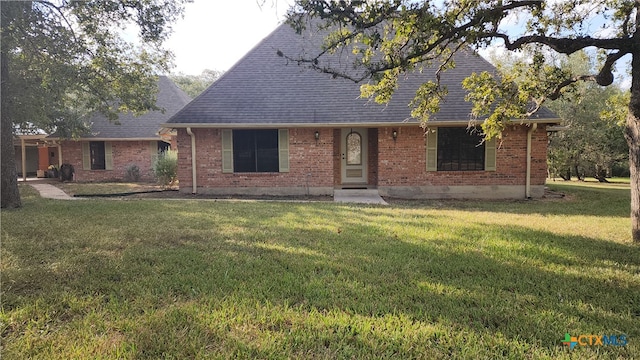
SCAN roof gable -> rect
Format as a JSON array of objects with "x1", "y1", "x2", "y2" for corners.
[
  {"x1": 75, "y1": 76, "x2": 192, "y2": 139},
  {"x1": 167, "y1": 23, "x2": 557, "y2": 126}
]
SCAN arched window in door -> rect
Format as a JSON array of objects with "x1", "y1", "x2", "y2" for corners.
[{"x1": 346, "y1": 131, "x2": 362, "y2": 165}]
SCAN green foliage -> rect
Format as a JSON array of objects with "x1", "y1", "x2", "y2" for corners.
[
  {"x1": 0, "y1": 0, "x2": 190, "y2": 208},
  {"x1": 602, "y1": 91, "x2": 631, "y2": 127},
  {"x1": 124, "y1": 164, "x2": 142, "y2": 182},
  {"x1": 169, "y1": 69, "x2": 223, "y2": 98},
  {"x1": 286, "y1": 1, "x2": 640, "y2": 242},
  {"x1": 287, "y1": 1, "x2": 632, "y2": 139},
  {"x1": 539, "y1": 52, "x2": 629, "y2": 180},
  {"x1": 1, "y1": 0, "x2": 190, "y2": 136},
  {"x1": 1, "y1": 182, "x2": 638, "y2": 358},
  {"x1": 153, "y1": 150, "x2": 178, "y2": 187},
  {"x1": 487, "y1": 50, "x2": 629, "y2": 180}
]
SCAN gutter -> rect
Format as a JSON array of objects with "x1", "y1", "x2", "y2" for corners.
[
  {"x1": 186, "y1": 127, "x2": 197, "y2": 194},
  {"x1": 526, "y1": 123, "x2": 538, "y2": 199},
  {"x1": 159, "y1": 118, "x2": 560, "y2": 130}
]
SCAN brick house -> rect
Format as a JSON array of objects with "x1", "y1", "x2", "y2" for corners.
[
  {"x1": 47, "y1": 76, "x2": 191, "y2": 182},
  {"x1": 164, "y1": 24, "x2": 558, "y2": 199}
]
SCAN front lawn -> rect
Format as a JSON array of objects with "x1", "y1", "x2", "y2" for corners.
[{"x1": 1, "y1": 182, "x2": 638, "y2": 358}]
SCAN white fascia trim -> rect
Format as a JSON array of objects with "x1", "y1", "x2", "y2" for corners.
[
  {"x1": 52, "y1": 137, "x2": 164, "y2": 141},
  {"x1": 161, "y1": 118, "x2": 560, "y2": 129}
]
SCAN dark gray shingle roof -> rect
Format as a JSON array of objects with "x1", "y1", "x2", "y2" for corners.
[
  {"x1": 167, "y1": 23, "x2": 557, "y2": 126},
  {"x1": 81, "y1": 76, "x2": 191, "y2": 139}
]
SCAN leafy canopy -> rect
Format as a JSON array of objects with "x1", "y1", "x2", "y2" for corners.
[
  {"x1": 169, "y1": 69, "x2": 223, "y2": 98},
  {"x1": 286, "y1": 0, "x2": 632, "y2": 138},
  {"x1": 2, "y1": 0, "x2": 191, "y2": 138}
]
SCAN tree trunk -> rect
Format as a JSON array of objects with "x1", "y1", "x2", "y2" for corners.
[
  {"x1": 0, "y1": 49, "x2": 22, "y2": 209},
  {"x1": 573, "y1": 164, "x2": 583, "y2": 181},
  {"x1": 0, "y1": 16, "x2": 21, "y2": 209},
  {"x1": 626, "y1": 114, "x2": 640, "y2": 243},
  {"x1": 626, "y1": 49, "x2": 640, "y2": 243}
]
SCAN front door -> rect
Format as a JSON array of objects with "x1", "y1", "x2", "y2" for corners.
[{"x1": 341, "y1": 128, "x2": 368, "y2": 185}]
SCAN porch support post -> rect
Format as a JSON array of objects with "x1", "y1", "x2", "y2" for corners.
[
  {"x1": 57, "y1": 143, "x2": 62, "y2": 167},
  {"x1": 21, "y1": 138, "x2": 26, "y2": 181}
]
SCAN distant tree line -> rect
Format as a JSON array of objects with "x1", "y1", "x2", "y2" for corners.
[
  {"x1": 169, "y1": 69, "x2": 223, "y2": 98},
  {"x1": 491, "y1": 50, "x2": 629, "y2": 181}
]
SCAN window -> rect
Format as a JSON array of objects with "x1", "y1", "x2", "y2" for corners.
[
  {"x1": 233, "y1": 129, "x2": 279, "y2": 172},
  {"x1": 437, "y1": 128, "x2": 485, "y2": 171},
  {"x1": 82, "y1": 141, "x2": 112, "y2": 171},
  {"x1": 157, "y1": 141, "x2": 170, "y2": 153},
  {"x1": 90, "y1": 141, "x2": 106, "y2": 170},
  {"x1": 346, "y1": 132, "x2": 362, "y2": 165}
]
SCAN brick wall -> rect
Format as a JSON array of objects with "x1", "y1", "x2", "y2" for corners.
[
  {"x1": 332, "y1": 129, "x2": 341, "y2": 186},
  {"x1": 178, "y1": 124, "x2": 548, "y2": 193},
  {"x1": 60, "y1": 140, "x2": 158, "y2": 182},
  {"x1": 377, "y1": 124, "x2": 548, "y2": 187},
  {"x1": 177, "y1": 128, "x2": 335, "y2": 191},
  {"x1": 368, "y1": 128, "x2": 379, "y2": 186}
]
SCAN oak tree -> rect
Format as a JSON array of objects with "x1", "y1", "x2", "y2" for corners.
[
  {"x1": 286, "y1": 0, "x2": 640, "y2": 242},
  {"x1": 1, "y1": 0, "x2": 189, "y2": 208}
]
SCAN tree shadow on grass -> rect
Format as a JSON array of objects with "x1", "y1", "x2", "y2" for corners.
[
  {"x1": 2, "y1": 201, "x2": 639, "y2": 358},
  {"x1": 390, "y1": 185, "x2": 631, "y2": 218},
  {"x1": 112, "y1": 210, "x2": 640, "y2": 356}
]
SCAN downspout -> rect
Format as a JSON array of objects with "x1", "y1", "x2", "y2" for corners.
[
  {"x1": 526, "y1": 123, "x2": 538, "y2": 199},
  {"x1": 186, "y1": 127, "x2": 197, "y2": 194}
]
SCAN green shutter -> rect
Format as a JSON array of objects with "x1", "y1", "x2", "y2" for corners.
[
  {"x1": 222, "y1": 129, "x2": 233, "y2": 173},
  {"x1": 484, "y1": 137, "x2": 497, "y2": 171},
  {"x1": 278, "y1": 129, "x2": 290, "y2": 173},
  {"x1": 426, "y1": 128, "x2": 438, "y2": 172},
  {"x1": 149, "y1": 141, "x2": 159, "y2": 166},
  {"x1": 104, "y1": 142, "x2": 113, "y2": 170},
  {"x1": 82, "y1": 142, "x2": 91, "y2": 170}
]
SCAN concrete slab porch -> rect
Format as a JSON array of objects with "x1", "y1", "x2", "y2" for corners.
[{"x1": 333, "y1": 189, "x2": 388, "y2": 205}]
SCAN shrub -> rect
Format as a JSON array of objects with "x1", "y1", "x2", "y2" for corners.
[
  {"x1": 153, "y1": 150, "x2": 178, "y2": 187},
  {"x1": 124, "y1": 164, "x2": 141, "y2": 182}
]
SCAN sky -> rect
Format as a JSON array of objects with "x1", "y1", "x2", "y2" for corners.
[
  {"x1": 164, "y1": 0, "x2": 630, "y2": 88},
  {"x1": 165, "y1": 0, "x2": 293, "y2": 75}
]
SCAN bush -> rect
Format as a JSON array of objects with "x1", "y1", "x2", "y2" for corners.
[
  {"x1": 124, "y1": 164, "x2": 141, "y2": 182},
  {"x1": 153, "y1": 150, "x2": 178, "y2": 187}
]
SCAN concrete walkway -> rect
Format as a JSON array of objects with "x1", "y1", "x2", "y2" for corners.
[
  {"x1": 28, "y1": 182, "x2": 388, "y2": 205},
  {"x1": 30, "y1": 183, "x2": 76, "y2": 200},
  {"x1": 334, "y1": 189, "x2": 388, "y2": 205}
]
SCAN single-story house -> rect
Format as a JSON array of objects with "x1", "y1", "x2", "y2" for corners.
[
  {"x1": 164, "y1": 23, "x2": 559, "y2": 199},
  {"x1": 42, "y1": 76, "x2": 191, "y2": 182}
]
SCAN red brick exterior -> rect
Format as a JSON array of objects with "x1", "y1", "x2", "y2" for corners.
[
  {"x1": 60, "y1": 140, "x2": 160, "y2": 182},
  {"x1": 377, "y1": 125, "x2": 547, "y2": 187},
  {"x1": 177, "y1": 128, "x2": 335, "y2": 192},
  {"x1": 368, "y1": 128, "x2": 379, "y2": 186},
  {"x1": 332, "y1": 129, "x2": 341, "y2": 186},
  {"x1": 178, "y1": 124, "x2": 548, "y2": 196}
]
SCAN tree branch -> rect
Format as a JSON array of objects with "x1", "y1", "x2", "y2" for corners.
[
  {"x1": 283, "y1": 0, "x2": 545, "y2": 81},
  {"x1": 489, "y1": 32, "x2": 633, "y2": 54},
  {"x1": 547, "y1": 51, "x2": 627, "y2": 99}
]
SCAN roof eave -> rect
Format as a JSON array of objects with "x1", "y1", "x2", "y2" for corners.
[
  {"x1": 48, "y1": 137, "x2": 165, "y2": 142},
  {"x1": 161, "y1": 118, "x2": 561, "y2": 129}
]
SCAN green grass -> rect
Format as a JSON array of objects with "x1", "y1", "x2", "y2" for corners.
[{"x1": 1, "y1": 182, "x2": 638, "y2": 359}]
